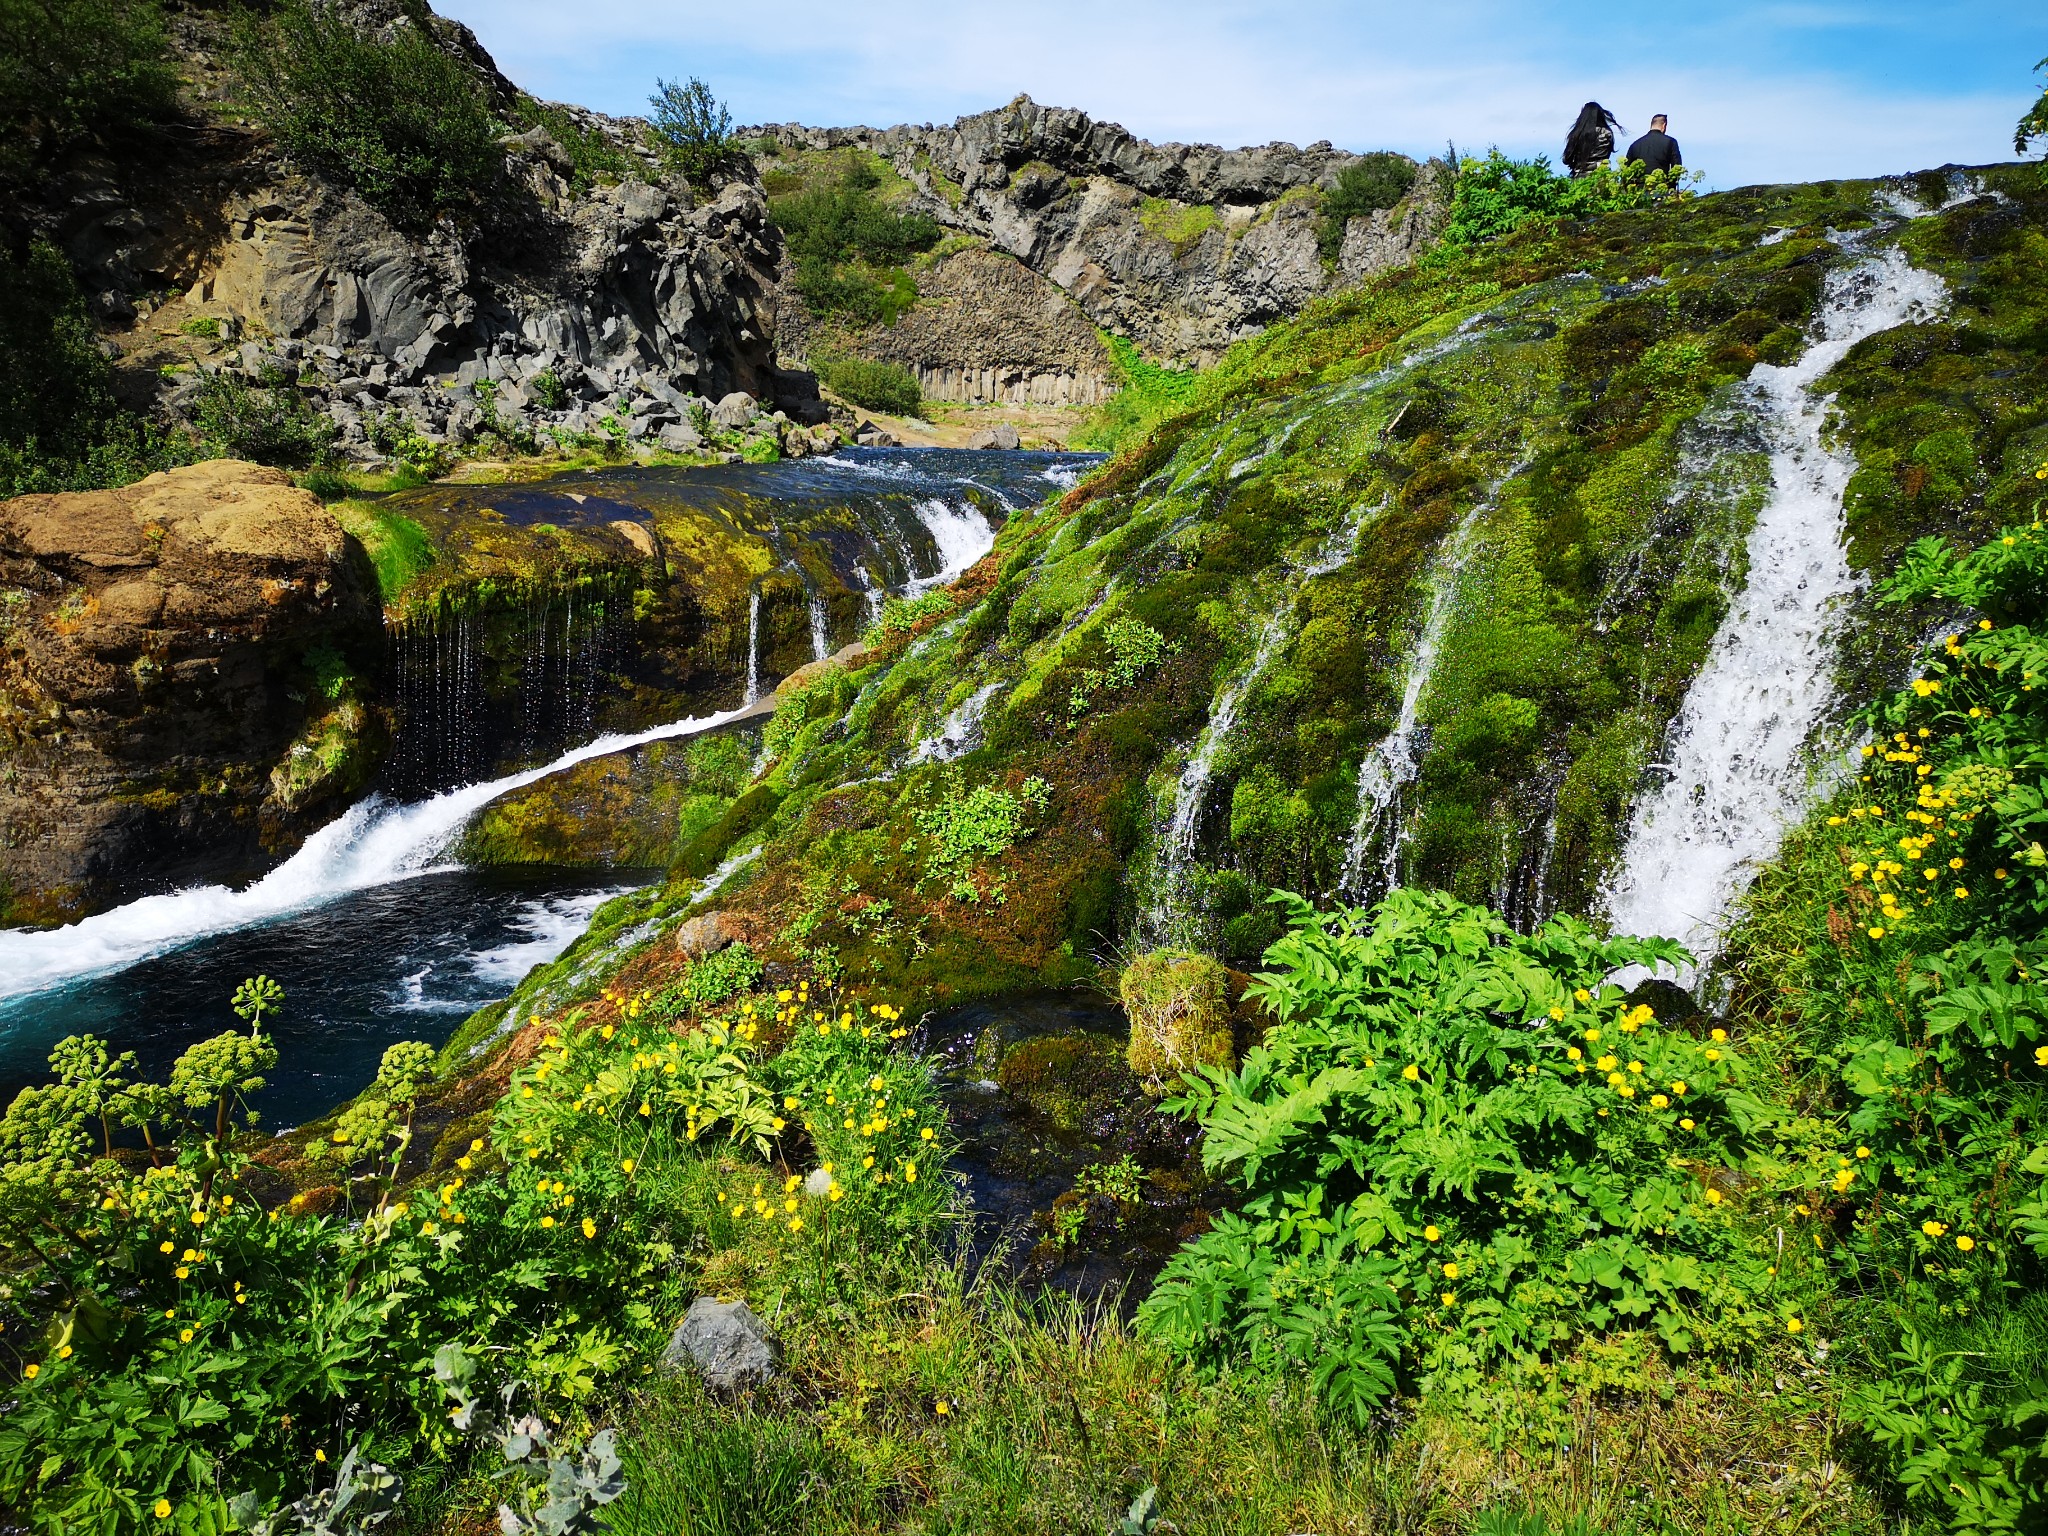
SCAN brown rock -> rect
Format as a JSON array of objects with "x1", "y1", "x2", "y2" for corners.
[{"x1": 0, "y1": 461, "x2": 384, "y2": 925}]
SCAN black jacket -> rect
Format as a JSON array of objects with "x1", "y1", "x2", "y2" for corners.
[
  {"x1": 1563, "y1": 123, "x2": 1613, "y2": 176},
  {"x1": 1625, "y1": 130, "x2": 1682, "y2": 174}
]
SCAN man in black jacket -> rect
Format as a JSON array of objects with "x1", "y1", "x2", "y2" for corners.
[{"x1": 1625, "y1": 115, "x2": 1683, "y2": 174}]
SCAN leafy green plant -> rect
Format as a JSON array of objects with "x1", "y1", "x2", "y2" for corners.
[
  {"x1": 367, "y1": 408, "x2": 454, "y2": 480},
  {"x1": 1318, "y1": 152, "x2": 1420, "y2": 265},
  {"x1": 0, "y1": 0, "x2": 174, "y2": 177},
  {"x1": 472, "y1": 379, "x2": 540, "y2": 455},
  {"x1": 1068, "y1": 615, "x2": 1174, "y2": 724},
  {"x1": 914, "y1": 777, "x2": 1052, "y2": 902},
  {"x1": 193, "y1": 366, "x2": 338, "y2": 468},
  {"x1": 510, "y1": 94, "x2": 631, "y2": 191},
  {"x1": 647, "y1": 76, "x2": 736, "y2": 181},
  {"x1": 1073, "y1": 334, "x2": 1201, "y2": 454},
  {"x1": 2018, "y1": 56, "x2": 2048, "y2": 169},
  {"x1": 1437, "y1": 150, "x2": 1692, "y2": 251},
  {"x1": 1138, "y1": 889, "x2": 1762, "y2": 1424},
  {"x1": 530, "y1": 368, "x2": 569, "y2": 411},
  {"x1": 432, "y1": 1343, "x2": 626, "y2": 1535},
  {"x1": 812, "y1": 354, "x2": 921, "y2": 416},
  {"x1": 236, "y1": 0, "x2": 502, "y2": 232},
  {"x1": 660, "y1": 943, "x2": 765, "y2": 1012},
  {"x1": 863, "y1": 590, "x2": 954, "y2": 646}
]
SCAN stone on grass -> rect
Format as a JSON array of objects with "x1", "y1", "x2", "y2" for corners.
[
  {"x1": 711, "y1": 391, "x2": 757, "y2": 430},
  {"x1": 1120, "y1": 949, "x2": 1233, "y2": 1089},
  {"x1": 671, "y1": 909, "x2": 739, "y2": 959},
  {"x1": 966, "y1": 423, "x2": 1021, "y2": 450},
  {"x1": 661, "y1": 1297, "x2": 778, "y2": 1392}
]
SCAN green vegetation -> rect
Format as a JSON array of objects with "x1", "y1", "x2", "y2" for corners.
[
  {"x1": 914, "y1": 776, "x2": 1052, "y2": 903},
  {"x1": 0, "y1": 0, "x2": 174, "y2": 179},
  {"x1": 0, "y1": 983, "x2": 946, "y2": 1534},
  {"x1": 770, "y1": 155, "x2": 941, "y2": 325},
  {"x1": 1438, "y1": 149, "x2": 1692, "y2": 250},
  {"x1": 509, "y1": 94, "x2": 631, "y2": 191},
  {"x1": 2019, "y1": 56, "x2": 2048, "y2": 165},
  {"x1": 646, "y1": 76, "x2": 736, "y2": 181},
  {"x1": 1120, "y1": 949, "x2": 1232, "y2": 1085},
  {"x1": 1072, "y1": 333, "x2": 1201, "y2": 453},
  {"x1": 331, "y1": 502, "x2": 436, "y2": 605},
  {"x1": 1068, "y1": 614, "x2": 1173, "y2": 725},
  {"x1": 812, "y1": 354, "x2": 922, "y2": 416},
  {"x1": 191, "y1": 367, "x2": 339, "y2": 469},
  {"x1": 0, "y1": 240, "x2": 192, "y2": 497},
  {"x1": 1138, "y1": 197, "x2": 1218, "y2": 257},
  {"x1": 236, "y1": 0, "x2": 502, "y2": 232},
  {"x1": 1317, "y1": 151, "x2": 1421, "y2": 264},
  {"x1": 863, "y1": 589, "x2": 955, "y2": 644}
]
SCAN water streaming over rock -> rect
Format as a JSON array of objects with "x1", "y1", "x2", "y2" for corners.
[
  {"x1": 1145, "y1": 500, "x2": 1380, "y2": 942},
  {"x1": 0, "y1": 705, "x2": 753, "y2": 1000},
  {"x1": 743, "y1": 589, "x2": 763, "y2": 706},
  {"x1": 1336, "y1": 489, "x2": 1498, "y2": 900},
  {"x1": 1602, "y1": 243, "x2": 1949, "y2": 978}
]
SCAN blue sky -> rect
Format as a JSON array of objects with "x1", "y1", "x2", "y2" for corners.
[{"x1": 438, "y1": 1, "x2": 2042, "y2": 190}]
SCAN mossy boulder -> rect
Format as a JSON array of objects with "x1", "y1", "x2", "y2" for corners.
[{"x1": 1120, "y1": 950, "x2": 1233, "y2": 1088}]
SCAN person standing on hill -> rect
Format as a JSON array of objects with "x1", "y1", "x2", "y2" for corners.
[
  {"x1": 1626, "y1": 115, "x2": 1683, "y2": 174},
  {"x1": 1563, "y1": 102, "x2": 1622, "y2": 176}
]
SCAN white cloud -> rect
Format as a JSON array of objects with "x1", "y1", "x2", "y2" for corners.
[{"x1": 438, "y1": 0, "x2": 2036, "y2": 188}]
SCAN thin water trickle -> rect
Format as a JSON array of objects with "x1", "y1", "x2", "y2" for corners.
[
  {"x1": 1603, "y1": 245, "x2": 1948, "y2": 979},
  {"x1": 1145, "y1": 501, "x2": 1380, "y2": 942},
  {"x1": 744, "y1": 590, "x2": 763, "y2": 706}
]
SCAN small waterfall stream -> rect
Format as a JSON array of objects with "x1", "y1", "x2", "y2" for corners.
[
  {"x1": 744, "y1": 590, "x2": 763, "y2": 706},
  {"x1": 1145, "y1": 500, "x2": 1379, "y2": 941},
  {"x1": 1603, "y1": 243, "x2": 1948, "y2": 975}
]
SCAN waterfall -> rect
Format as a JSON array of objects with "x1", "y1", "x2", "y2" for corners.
[
  {"x1": 808, "y1": 591, "x2": 831, "y2": 662},
  {"x1": 1145, "y1": 501, "x2": 1379, "y2": 942},
  {"x1": 744, "y1": 590, "x2": 762, "y2": 706},
  {"x1": 911, "y1": 682, "x2": 1001, "y2": 764},
  {"x1": 1336, "y1": 486, "x2": 1499, "y2": 900},
  {"x1": 0, "y1": 704, "x2": 754, "y2": 1000},
  {"x1": 1602, "y1": 244, "x2": 1948, "y2": 978},
  {"x1": 902, "y1": 496, "x2": 996, "y2": 596}
]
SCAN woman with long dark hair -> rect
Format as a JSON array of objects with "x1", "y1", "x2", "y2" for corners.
[{"x1": 1563, "y1": 102, "x2": 1622, "y2": 177}]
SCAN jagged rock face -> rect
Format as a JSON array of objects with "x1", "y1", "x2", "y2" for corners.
[
  {"x1": 760, "y1": 97, "x2": 1446, "y2": 367},
  {"x1": 45, "y1": 8, "x2": 811, "y2": 464},
  {"x1": 776, "y1": 244, "x2": 1117, "y2": 406},
  {"x1": 0, "y1": 462, "x2": 384, "y2": 924}
]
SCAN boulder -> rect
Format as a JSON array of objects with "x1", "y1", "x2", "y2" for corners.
[
  {"x1": 672, "y1": 909, "x2": 742, "y2": 959},
  {"x1": 1120, "y1": 950, "x2": 1234, "y2": 1089},
  {"x1": 966, "y1": 423, "x2": 1022, "y2": 451},
  {"x1": 661, "y1": 1298, "x2": 778, "y2": 1392},
  {"x1": 712, "y1": 392, "x2": 758, "y2": 431},
  {"x1": 0, "y1": 461, "x2": 383, "y2": 924},
  {"x1": 657, "y1": 421, "x2": 703, "y2": 453}
]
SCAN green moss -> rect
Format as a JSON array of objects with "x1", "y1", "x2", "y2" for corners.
[
  {"x1": 333, "y1": 501, "x2": 434, "y2": 605},
  {"x1": 1120, "y1": 950, "x2": 1232, "y2": 1087},
  {"x1": 1138, "y1": 197, "x2": 1218, "y2": 257}
]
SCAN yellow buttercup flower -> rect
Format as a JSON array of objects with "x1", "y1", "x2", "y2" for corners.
[
  {"x1": 1423, "y1": 1224, "x2": 1441, "y2": 1241},
  {"x1": 1786, "y1": 1317, "x2": 1803, "y2": 1335},
  {"x1": 154, "y1": 1499, "x2": 172, "y2": 1519},
  {"x1": 1401, "y1": 1064, "x2": 1420, "y2": 1082},
  {"x1": 1956, "y1": 1234, "x2": 1975, "y2": 1252}
]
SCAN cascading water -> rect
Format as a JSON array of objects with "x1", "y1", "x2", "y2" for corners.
[
  {"x1": 808, "y1": 591, "x2": 831, "y2": 661},
  {"x1": 744, "y1": 589, "x2": 763, "y2": 706},
  {"x1": 911, "y1": 683, "x2": 1002, "y2": 765},
  {"x1": 1337, "y1": 482, "x2": 1504, "y2": 900},
  {"x1": 0, "y1": 704, "x2": 751, "y2": 1000},
  {"x1": 1602, "y1": 243, "x2": 1949, "y2": 977},
  {"x1": 1145, "y1": 500, "x2": 1379, "y2": 941}
]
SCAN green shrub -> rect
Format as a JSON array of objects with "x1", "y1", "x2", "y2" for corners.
[
  {"x1": 236, "y1": 0, "x2": 502, "y2": 232},
  {"x1": 2018, "y1": 55, "x2": 2048, "y2": 167},
  {"x1": 1067, "y1": 614, "x2": 1173, "y2": 724},
  {"x1": 812, "y1": 354, "x2": 921, "y2": 416},
  {"x1": 0, "y1": 239, "x2": 193, "y2": 497},
  {"x1": 863, "y1": 589, "x2": 954, "y2": 645},
  {"x1": 0, "y1": 0, "x2": 174, "y2": 177},
  {"x1": 1137, "y1": 889, "x2": 1754, "y2": 1424},
  {"x1": 647, "y1": 76, "x2": 736, "y2": 180},
  {"x1": 1317, "y1": 152, "x2": 1420, "y2": 265},
  {"x1": 771, "y1": 156, "x2": 940, "y2": 325},
  {"x1": 915, "y1": 776, "x2": 1051, "y2": 903},
  {"x1": 1073, "y1": 334, "x2": 1200, "y2": 454},
  {"x1": 510, "y1": 93, "x2": 631, "y2": 191},
  {"x1": 192, "y1": 366, "x2": 338, "y2": 468},
  {"x1": 530, "y1": 367, "x2": 569, "y2": 410},
  {"x1": 1438, "y1": 150, "x2": 1691, "y2": 251}
]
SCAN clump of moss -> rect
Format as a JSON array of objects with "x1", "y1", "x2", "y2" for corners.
[{"x1": 1120, "y1": 950, "x2": 1232, "y2": 1088}]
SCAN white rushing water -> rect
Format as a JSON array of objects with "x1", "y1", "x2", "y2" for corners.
[
  {"x1": 911, "y1": 682, "x2": 1001, "y2": 765},
  {"x1": 1602, "y1": 244, "x2": 1948, "y2": 976},
  {"x1": 743, "y1": 590, "x2": 762, "y2": 705},
  {"x1": 902, "y1": 496, "x2": 996, "y2": 596},
  {"x1": 464, "y1": 888, "x2": 633, "y2": 990},
  {"x1": 0, "y1": 704, "x2": 752, "y2": 1000}
]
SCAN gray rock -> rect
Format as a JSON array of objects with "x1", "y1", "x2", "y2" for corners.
[
  {"x1": 966, "y1": 423, "x2": 1021, "y2": 450},
  {"x1": 711, "y1": 391, "x2": 757, "y2": 431},
  {"x1": 658, "y1": 421, "x2": 703, "y2": 453},
  {"x1": 662, "y1": 1298, "x2": 777, "y2": 1392}
]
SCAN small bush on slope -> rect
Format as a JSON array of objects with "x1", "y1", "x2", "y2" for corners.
[{"x1": 1137, "y1": 889, "x2": 1772, "y2": 1424}]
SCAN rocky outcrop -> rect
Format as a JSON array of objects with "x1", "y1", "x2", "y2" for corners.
[
  {"x1": 0, "y1": 462, "x2": 383, "y2": 923},
  {"x1": 757, "y1": 97, "x2": 1447, "y2": 368},
  {"x1": 43, "y1": 4, "x2": 824, "y2": 468},
  {"x1": 777, "y1": 243, "x2": 1116, "y2": 407}
]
